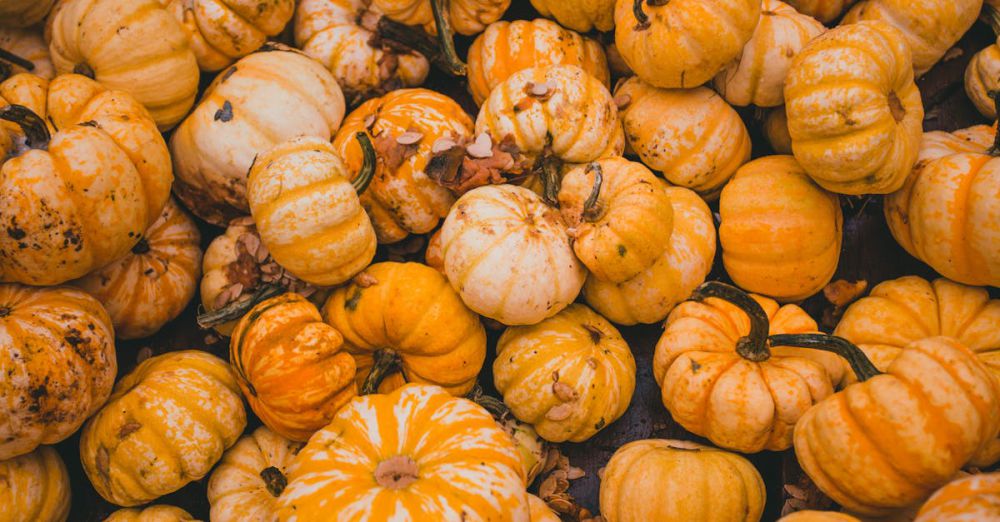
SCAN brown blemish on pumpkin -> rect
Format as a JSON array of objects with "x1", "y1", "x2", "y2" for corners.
[
  {"x1": 583, "y1": 324, "x2": 603, "y2": 344},
  {"x1": 888, "y1": 92, "x2": 905, "y2": 123},
  {"x1": 118, "y1": 421, "x2": 141, "y2": 439},
  {"x1": 374, "y1": 455, "x2": 419, "y2": 490},
  {"x1": 96, "y1": 446, "x2": 110, "y2": 477},
  {"x1": 344, "y1": 288, "x2": 364, "y2": 311}
]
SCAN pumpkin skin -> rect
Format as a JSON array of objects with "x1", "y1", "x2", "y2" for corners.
[
  {"x1": 207, "y1": 427, "x2": 304, "y2": 522},
  {"x1": 80, "y1": 350, "x2": 247, "y2": 506},
  {"x1": 0, "y1": 446, "x2": 71, "y2": 522},
  {"x1": 0, "y1": 0, "x2": 56, "y2": 28},
  {"x1": 914, "y1": 473, "x2": 1000, "y2": 522},
  {"x1": 794, "y1": 337, "x2": 1000, "y2": 516},
  {"x1": 0, "y1": 73, "x2": 173, "y2": 285},
  {"x1": 371, "y1": 0, "x2": 511, "y2": 36},
  {"x1": 494, "y1": 304, "x2": 636, "y2": 443},
  {"x1": 600, "y1": 439, "x2": 766, "y2": 522},
  {"x1": 778, "y1": 512, "x2": 861, "y2": 522},
  {"x1": 720, "y1": 155, "x2": 842, "y2": 302},
  {"x1": 527, "y1": 494, "x2": 560, "y2": 522},
  {"x1": 104, "y1": 506, "x2": 198, "y2": 522},
  {"x1": 331, "y1": 88, "x2": 471, "y2": 244},
  {"x1": 441, "y1": 184, "x2": 586, "y2": 326},
  {"x1": 966, "y1": 32, "x2": 1000, "y2": 120},
  {"x1": 322, "y1": 262, "x2": 487, "y2": 395},
  {"x1": 424, "y1": 228, "x2": 444, "y2": 272},
  {"x1": 47, "y1": 0, "x2": 200, "y2": 130},
  {"x1": 231, "y1": 293, "x2": 357, "y2": 442},
  {"x1": 170, "y1": 44, "x2": 345, "y2": 225},
  {"x1": 467, "y1": 18, "x2": 610, "y2": 106},
  {"x1": 764, "y1": 106, "x2": 793, "y2": 154},
  {"x1": 0, "y1": 284, "x2": 115, "y2": 460},
  {"x1": 613, "y1": 0, "x2": 761, "y2": 89},
  {"x1": 715, "y1": 0, "x2": 825, "y2": 108},
  {"x1": 275, "y1": 384, "x2": 529, "y2": 521},
  {"x1": 784, "y1": 21, "x2": 923, "y2": 195},
  {"x1": 71, "y1": 199, "x2": 202, "y2": 340},
  {"x1": 558, "y1": 157, "x2": 673, "y2": 283},
  {"x1": 530, "y1": 0, "x2": 614, "y2": 32},
  {"x1": 785, "y1": 0, "x2": 857, "y2": 24},
  {"x1": 615, "y1": 77, "x2": 751, "y2": 198},
  {"x1": 0, "y1": 26, "x2": 54, "y2": 78},
  {"x1": 294, "y1": 0, "x2": 429, "y2": 106},
  {"x1": 584, "y1": 184, "x2": 716, "y2": 326}
]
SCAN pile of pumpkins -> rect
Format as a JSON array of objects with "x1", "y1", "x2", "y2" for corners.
[{"x1": 1, "y1": 0, "x2": 999, "y2": 520}]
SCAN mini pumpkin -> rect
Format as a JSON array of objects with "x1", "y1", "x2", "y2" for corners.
[
  {"x1": 600, "y1": 439, "x2": 766, "y2": 522},
  {"x1": 530, "y1": 0, "x2": 614, "y2": 32},
  {"x1": 170, "y1": 44, "x2": 345, "y2": 225},
  {"x1": 764, "y1": 107, "x2": 793, "y2": 154},
  {"x1": 207, "y1": 427, "x2": 304, "y2": 522},
  {"x1": 0, "y1": 284, "x2": 115, "y2": 461},
  {"x1": 615, "y1": 76, "x2": 751, "y2": 197},
  {"x1": 372, "y1": 0, "x2": 510, "y2": 36},
  {"x1": 914, "y1": 473, "x2": 1000, "y2": 522},
  {"x1": 528, "y1": 494, "x2": 561, "y2": 522},
  {"x1": 784, "y1": 21, "x2": 923, "y2": 195},
  {"x1": 966, "y1": 11, "x2": 1000, "y2": 120},
  {"x1": 80, "y1": 350, "x2": 247, "y2": 506},
  {"x1": 785, "y1": 0, "x2": 857, "y2": 24},
  {"x1": 0, "y1": 26, "x2": 54, "y2": 78},
  {"x1": 0, "y1": 446, "x2": 71, "y2": 522},
  {"x1": 0, "y1": 0, "x2": 56, "y2": 28},
  {"x1": 778, "y1": 512, "x2": 861, "y2": 522},
  {"x1": 47, "y1": 0, "x2": 200, "y2": 129},
  {"x1": 275, "y1": 384, "x2": 529, "y2": 521},
  {"x1": 71, "y1": 199, "x2": 202, "y2": 340},
  {"x1": 424, "y1": 228, "x2": 444, "y2": 272},
  {"x1": 104, "y1": 506, "x2": 199, "y2": 522}
]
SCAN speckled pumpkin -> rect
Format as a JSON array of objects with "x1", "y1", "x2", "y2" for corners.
[
  {"x1": 785, "y1": 0, "x2": 857, "y2": 23},
  {"x1": 0, "y1": 0, "x2": 56, "y2": 28},
  {"x1": 764, "y1": 107, "x2": 793, "y2": 154},
  {"x1": 0, "y1": 26, "x2": 54, "y2": 78},
  {"x1": 600, "y1": 439, "x2": 766, "y2": 522},
  {"x1": 966, "y1": 10, "x2": 1000, "y2": 120},
  {"x1": 207, "y1": 427, "x2": 304, "y2": 522},
  {"x1": 0, "y1": 446, "x2": 71, "y2": 522},
  {"x1": 80, "y1": 350, "x2": 247, "y2": 506},
  {"x1": 371, "y1": 0, "x2": 510, "y2": 35},
  {"x1": 0, "y1": 284, "x2": 115, "y2": 461},
  {"x1": 914, "y1": 473, "x2": 1000, "y2": 522},
  {"x1": 779, "y1": 512, "x2": 861, "y2": 522},
  {"x1": 615, "y1": 76, "x2": 751, "y2": 198},
  {"x1": 104, "y1": 506, "x2": 199, "y2": 522},
  {"x1": 275, "y1": 384, "x2": 529, "y2": 521}
]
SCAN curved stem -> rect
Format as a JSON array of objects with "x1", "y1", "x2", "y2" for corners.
[
  {"x1": 690, "y1": 281, "x2": 770, "y2": 362},
  {"x1": 581, "y1": 162, "x2": 604, "y2": 221},
  {"x1": 429, "y1": 0, "x2": 466, "y2": 76},
  {"x1": 361, "y1": 349, "x2": 402, "y2": 394},
  {"x1": 768, "y1": 333, "x2": 881, "y2": 382},
  {"x1": 196, "y1": 283, "x2": 285, "y2": 329},
  {"x1": 0, "y1": 48, "x2": 34, "y2": 71},
  {"x1": 632, "y1": 0, "x2": 650, "y2": 29},
  {"x1": 353, "y1": 132, "x2": 377, "y2": 193},
  {"x1": 466, "y1": 383, "x2": 510, "y2": 417},
  {"x1": 0, "y1": 104, "x2": 51, "y2": 151},
  {"x1": 541, "y1": 155, "x2": 562, "y2": 206}
]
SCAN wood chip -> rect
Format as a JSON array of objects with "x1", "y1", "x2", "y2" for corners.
[
  {"x1": 363, "y1": 113, "x2": 377, "y2": 129},
  {"x1": 238, "y1": 233, "x2": 261, "y2": 257},
  {"x1": 254, "y1": 242, "x2": 270, "y2": 263},
  {"x1": 553, "y1": 382, "x2": 579, "y2": 402},
  {"x1": 466, "y1": 133, "x2": 494, "y2": 158},
  {"x1": 396, "y1": 131, "x2": 424, "y2": 145},
  {"x1": 545, "y1": 403, "x2": 574, "y2": 421}
]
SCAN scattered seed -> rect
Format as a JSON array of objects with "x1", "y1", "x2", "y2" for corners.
[
  {"x1": 553, "y1": 382, "x2": 579, "y2": 402},
  {"x1": 545, "y1": 403, "x2": 574, "y2": 421},
  {"x1": 396, "y1": 131, "x2": 424, "y2": 145},
  {"x1": 432, "y1": 137, "x2": 458, "y2": 153},
  {"x1": 466, "y1": 133, "x2": 494, "y2": 158}
]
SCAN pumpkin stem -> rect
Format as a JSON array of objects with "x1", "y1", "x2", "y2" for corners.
[
  {"x1": 196, "y1": 283, "x2": 285, "y2": 329},
  {"x1": 690, "y1": 281, "x2": 771, "y2": 363},
  {"x1": 131, "y1": 238, "x2": 151, "y2": 255},
  {"x1": 429, "y1": 0, "x2": 466, "y2": 76},
  {"x1": 73, "y1": 62, "x2": 95, "y2": 79},
  {"x1": 541, "y1": 155, "x2": 562, "y2": 206},
  {"x1": 0, "y1": 48, "x2": 34, "y2": 72},
  {"x1": 0, "y1": 104, "x2": 51, "y2": 151},
  {"x1": 581, "y1": 162, "x2": 605, "y2": 222},
  {"x1": 260, "y1": 466, "x2": 288, "y2": 497},
  {"x1": 632, "y1": 0, "x2": 650, "y2": 29},
  {"x1": 361, "y1": 349, "x2": 402, "y2": 394},
  {"x1": 374, "y1": 455, "x2": 420, "y2": 490},
  {"x1": 353, "y1": 132, "x2": 377, "y2": 193},
  {"x1": 768, "y1": 333, "x2": 881, "y2": 382},
  {"x1": 466, "y1": 383, "x2": 510, "y2": 417},
  {"x1": 374, "y1": 2, "x2": 465, "y2": 77}
]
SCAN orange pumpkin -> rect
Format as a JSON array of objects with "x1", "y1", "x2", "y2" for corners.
[
  {"x1": 764, "y1": 106, "x2": 793, "y2": 154},
  {"x1": 0, "y1": 0, "x2": 56, "y2": 27},
  {"x1": 424, "y1": 228, "x2": 444, "y2": 272},
  {"x1": 372, "y1": 0, "x2": 510, "y2": 35},
  {"x1": 104, "y1": 505, "x2": 198, "y2": 522},
  {"x1": 914, "y1": 473, "x2": 1000, "y2": 522},
  {"x1": 0, "y1": 446, "x2": 71, "y2": 522},
  {"x1": 530, "y1": 0, "x2": 614, "y2": 32},
  {"x1": 966, "y1": 11, "x2": 1000, "y2": 120},
  {"x1": 0, "y1": 26, "x2": 54, "y2": 78},
  {"x1": 779, "y1": 512, "x2": 861, "y2": 522},
  {"x1": 785, "y1": 0, "x2": 857, "y2": 24}
]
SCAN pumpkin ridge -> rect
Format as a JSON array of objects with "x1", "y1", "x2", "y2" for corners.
[{"x1": 907, "y1": 341, "x2": 999, "y2": 435}]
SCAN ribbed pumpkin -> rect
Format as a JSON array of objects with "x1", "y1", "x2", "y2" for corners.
[
  {"x1": 720, "y1": 155, "x2": 842, "y2": 302},
  {"x1": 0, "y1": 26, "x2": 54, "y2": 78},
  {"x1": 371, "y1": 0, "x2": 510, "y2": 36},
  {"x1": 0, "y1": 0, "x2": 56, "y2": 27},
  {"x1": 785, "y1": 0, "x2": 857, "y2": 23},
  {"x1": 528, "y1": 494, "x2": 561, "y2": 522},
  {"x1": 104, "y1": 506, "x2": 199, "y2": 522},
  {"x1": 600, "y1": 439, "x2": 766, "y2": 522},
  {"x1": 71, "y1": 199, "x2": 202, "y2": 340},
  {"x1": 613, "y1": 0, "x2": 761, "y2": 89},
  {"x1": 914, "y1": 473, "x2": 1000, "y2": 522},
  {"x1": 294, "y1": 0, "x2": 429, "y2": 106},
  {"x1": 0, "y1": 73, "x2": 172, "y2": 285},
  {"x1": 558, "y1": 158, "x2": 673, "y2": 283},
  {"x1": 46, "y1": 0, "x2": 200, "y2": 129},
  {"x1": 275, "y1": 384, "x2": 529, "y2": 521},
  {"x1": 230, "y1": 293, "x2": 357, "y2": 442},
  {"x1": 966, "y1": 10, "x2": 1000, "y2": 120},
  {"x1": 615, "y1": 76, "x2": 751, "y2": 198},
  {"x1": 494, "y1": 304, "x2": 636, "y2": 443},
  {"x1": 0, "y1": 284, "x2": 115, "y2": 460},
  {"x1": 170, "y1": 44, "x2": 346, "y2": 225},
  {"x1": 779, "y1": 512, "x2": 861, "y2": 522},
  {"x1": 715, "y1": 0, "x2": 825, "y2": 108},
  {"x1": 80, "y1": 350, "x2": 247, "y2": 506},
  {"x1": 0, "y1": 446, "x2": 71, "y2": 522},
  {"x1": 530, "y1": 0, "x2": 614, "y2": 32},
  {"x1": 331, "y1": 88, "x2": 471, "y2": 244},
  {"x1": 207, "y1": 427, "x2": 304, "y2": 522},
  {"x1": 764, "y1": 107, "x2": 793, "y2": 154},
  {"x1": 322, "y1": 262, "x2": 486, "y2": 395},
  {"x1": 794, "y1": 336, "x2": 1000, "y2": 516},
  {"x1": 784, "y1": 21, "x2": 923, "y2": 195},
  {"x1": 467, "y1": 18, "x2": 609, "y2": 106},
  {"x1": 441, "y1": 184, "x2": 586, "y2": 326},
  {"x1": 424, "y1": 228, "x2": 444, "y2": 272},
  {"x1": 584, "y1": 184, "x2": 716, "y2": 326},
  {"x1": 161, "y1": 0, "x2": 295, "y2": 72}
]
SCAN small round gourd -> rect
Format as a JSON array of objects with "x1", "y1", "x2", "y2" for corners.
[
  {"x1": 764, "y1": 107, "x2": 793, "y2": 154},
  {"x1": 784, "y1": 0, "x2": 856, "y2": 24},
  {"x1": 207, "y1": 427, "x2": 304, "y2": 522},
  {"x1": 914, "y1": 473, "x2": 1000, "y2": 522},
  {"x1": 103, "y1": 506, "x2": 198, "y2": 522},
  {"x1": 966, "y1": 11, "x2": 1000, "y2": 121},
  {"x1": 530, "y1": 0, "x2": 614, "y2": 32},
  {"x1": 0, "y1": 446, "x2": 71, "y2": 522}
]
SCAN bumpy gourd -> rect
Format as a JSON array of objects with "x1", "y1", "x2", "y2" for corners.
[
  {"x1": 207, "y1": 427, "x2": 304, "y2": 522},
  {"x1": 104, "y1": 506, "x2": 198, "y2": 522},
  {"x1": 0, "y1": 446, "x2": 71, "y2": 522},
  {"x1": 914, "y1": 473, "x2": 1000, "y2": 522}
]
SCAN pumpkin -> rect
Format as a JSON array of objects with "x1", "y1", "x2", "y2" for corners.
[
  {"x1": 372, "y1": 0, "x2": 510, "y2": 36},
  {"x1": 467, "y1": 18, "x2": 610, "y2": 106},
  {"x1": 654, "y1": 282, "x2": 848, "y2": 453},
  {"x1": 615, "y1": 76, "x2": 751, "y2": 198},
  {"x1": 584, "y1": 184, "x2": 716, "y2": 326},
  {"x1": 331, "y1": 88, "x2": 471, "y2": 244},
  {"x1": 785, "y1": 0, "x2": 857, "y2": 24},
  {"x1": 714, "y1": 0, "x2": 825, "y2": 108},
  {"x1": 530, "y1": 0, "x2": 614, "y2": 33},
  {"x1": 842, "y1": 0, "x2": 982, "y2": 77},
  {"x1": 779, "y1": 512, "x2": 861, "y2": 522},
  {"x1": 784, "y1": 21, "x2": 923, "y2": 195},
  {"x1": 0, "y1": 73, "x2": 173, "y2": 285},
  {"x1": 720, "y1": 155, "x2": 842, "y2": 302},
  {"x1": 0, "y1": 26, "x2": 54, "y2": 78},
  {"x1": 322, "y1": 261, "x2": 486, "y2": 395},
  {"x1": 71, "y1": 199, "x2": 202, "y2": 340},
  {"x1": 207, "y1": 427, "x2": 304, "y2": 522},
  {"x1": 80, "y1": 350, "x2": 247, "y2": 506},
  {"x1": 613, "y1": 0, "x2": 761, "y2": 89},
  {"x1": 47, "y1": 0, "x2": 200, "y2": 130},
  {"x1": 424, "y1": 228, "x2": 444, "y2": 272},
  {"x1": 0, "y1": 284, "x2": 115, "y2": 460},
  {"x1": 764, "y1": 107, "x2": 793, "y2": 154},
  {"x1": 441, "y1": 184, "x2": 586, "y2": 325},
  {"x1": 914, "y1": 473, "x2": 1000, "y2": 522},
  {"x1": 276, "y1": 384, "x2": 529, "y2": 520},
  {"x1": 170, "y1": 44, "x2": 345, "y2": 225},
  {"x1": 793, "y1": 336, "x2": 1000, "y2": 515},
  {"x1": 161, "y1": 0, "x2": 295, "y2": 72},
  {"x1": 966, "y1": 11, "x2": 1000, "y2": 120},
  {"x1": 231, "y1": 293, "x2": 357, "y2": 441},
  {"x1": 0, "y1": 0, "x2": 56, "y2": 28},
  {"x1": 104, "y1": 506, "x2": 199, "y2": 522},
  {"x1": 294, "y1": 0, "x2": 430, "y2": 106},
  {"x1": 528, "y1": 494, "x2": 560, "y2": 522},
  {"x1": 599, "y1": 439, "x2": 766, "y2": 522},
  {"x1": 0, "y1": 446, "x2": 71, "y2": 522},
  {"x1": 494, "y1": 303, "x2": 636, "y2": 443}
]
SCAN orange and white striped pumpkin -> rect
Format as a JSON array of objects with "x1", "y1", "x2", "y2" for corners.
[{"x1": 914, "y1": 473, "x2": 1000, "y2": 522}]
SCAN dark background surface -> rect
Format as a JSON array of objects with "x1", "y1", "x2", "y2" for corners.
[{"x1": 53, "y1": 2, "x2": 998, "y2": 520}]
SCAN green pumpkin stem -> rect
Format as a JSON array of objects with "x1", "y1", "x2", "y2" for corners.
[
  {"x1": 362, "y1": 349, "x2": 402, "y2": 395},
  {"x1": 0, "y1": 48, "x2": 34, "y2": 72},
  {"x1": 768, "y1": 333, "x2": 882, "y2": 382},
  {"x1": 690, "y1": 281, "x2": 771, "y2": 363},
  {"x1": 196, "y1": 283, "x2": 285, "y2": 329},
  {"x1": 541, "y1": 155, "x2": 562, "y2": 206},
  {"x1": 353, "y1": 132, "x2": 377, "y2": 193},
  {"x1": 581, "y1": 162, "x2": 605, "y2": 221},
  {"x1": 0, "y1": 104, "x2": 51, "y2": 151},
  {"x1": 429, "y1": 0, "x2": 466, "y2": 76}
]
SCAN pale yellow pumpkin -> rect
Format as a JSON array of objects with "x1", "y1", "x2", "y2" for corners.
[
  {"x1": 0, "y1": 26, "x2": 54, "y2": 78},
  {"x1": 104, "y1": 506, "x2": 199, "y2": 522},
  {"x1": 785, "y1": 0, "x2": 857, "y2": 24},
  {"x1": 531, "y1": 0, "x2": 613, "y2": 32},
  {"x1": 0, "y1": 0, "x2": 56, "y2": 28},
  {"x1": 0, "y1": 446, "x2": 70, "y2": 522},
  {"x1": 914, "y1": 473, "x2": 1000, "y2": 522},
  {"x1": 207, "y1": 427, "x2": 304, "y2": 522},
  {"x1": 765, "y1": 106, "x2": 793, "y2": 154}
]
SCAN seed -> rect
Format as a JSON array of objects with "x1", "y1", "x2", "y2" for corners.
[
  {"x1": 466, "y1": 133, "x2": 494, "y2": 158},
  {"x1": 396, "y1": 131, "x2": 424, "y2": 145}
]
